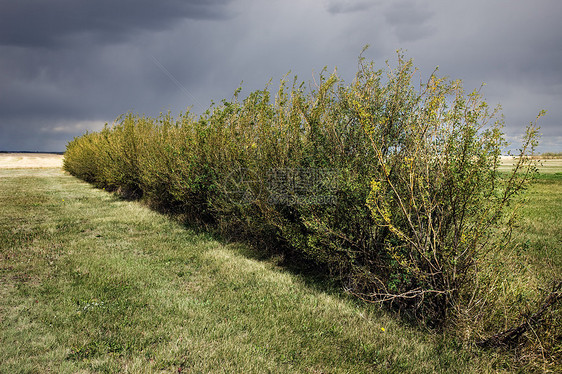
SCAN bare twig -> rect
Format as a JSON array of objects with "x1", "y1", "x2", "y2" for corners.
[{"x1": 346, "y1": 287, "x2": 450, "y2": 304}]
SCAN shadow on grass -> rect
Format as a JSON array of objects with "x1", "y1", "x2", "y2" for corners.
[{"x1": 109, "y1": 189, "x2": 429, "y2": 332}]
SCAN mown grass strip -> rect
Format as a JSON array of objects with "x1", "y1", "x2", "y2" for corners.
[{"x1": 0, "y1": 168, "x2": 511, "y2": 373}]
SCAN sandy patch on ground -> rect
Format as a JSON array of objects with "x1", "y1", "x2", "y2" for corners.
[{"x1": 0, "y1": 153, "x2": 64, "y2": 169}]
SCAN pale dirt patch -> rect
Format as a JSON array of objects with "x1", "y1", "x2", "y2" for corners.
[{"x1": 0, "y1": 153, "x2": 64, "y2": 169}]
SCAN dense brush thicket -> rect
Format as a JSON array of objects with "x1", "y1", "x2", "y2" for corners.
[{"x1": 64, "y1": 53, "x2": 542, "y2": 330}]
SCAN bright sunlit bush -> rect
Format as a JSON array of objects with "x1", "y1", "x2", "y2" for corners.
[{"x1": 64, "y1": 51, "x2": 545, "y2": 334}]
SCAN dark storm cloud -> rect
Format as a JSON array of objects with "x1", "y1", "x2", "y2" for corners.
[
  {"x1": 384, "y1": 0, "x2": 435, "y2": 42},
  {"x1": 393, "y1": 0, "x2": 562, "y2": 151},
  {"x1": 1, "y1": 0, "x2": 561, "y2": 152},
  {"x1": 1, "y1": 43, "x2": 153, "y2": 118},
  {"x1": 0, "y1": 0, "x2": 232, "y2": 47},
  {"x1": 0, "y1": 0, "x2": 234, "y2": 151}
]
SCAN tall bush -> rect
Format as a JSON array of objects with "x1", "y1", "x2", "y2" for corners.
[
  {"x1": 64, "y1": 51, "x2": 542, "y2": 328},
  {"x1": 353, "y1": 55, "x2": 541, "y2": 323}
]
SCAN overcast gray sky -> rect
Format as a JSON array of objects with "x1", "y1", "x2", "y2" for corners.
[{"x1": 1, "y1": 0, "x2": 561, "y2": 152}]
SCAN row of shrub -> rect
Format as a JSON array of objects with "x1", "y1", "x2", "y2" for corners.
[{"x1": 64, "y1": 52, "x2": 542, "y2": 332}]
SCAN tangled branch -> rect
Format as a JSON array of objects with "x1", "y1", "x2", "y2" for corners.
[{"x1": 476, "y1": 280, "x2": 562, "y2": 348}]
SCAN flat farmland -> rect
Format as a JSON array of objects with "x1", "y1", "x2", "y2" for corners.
[
  {"x1": 499, "y1": 155, "x2": 562, "y2": 174},
  {"x1": 0, "y1": 153, "x2": 64, "y2": 169}
]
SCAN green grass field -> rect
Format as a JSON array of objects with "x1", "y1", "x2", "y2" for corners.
[{"x1": 1, "y1": 162, "x2": 560, "y2": 372}]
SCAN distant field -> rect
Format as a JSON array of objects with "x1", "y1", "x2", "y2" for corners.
[
  {"x1": 0, "y1": 153, "x2": 64, "y2": 169},
  {"x1": 499, "y1": 155, "x2": 562, "y2": 174}
]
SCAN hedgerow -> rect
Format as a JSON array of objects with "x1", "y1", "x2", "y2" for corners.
[{"x1": 65, "y1": 51, "x2": 556, "y2": 347}]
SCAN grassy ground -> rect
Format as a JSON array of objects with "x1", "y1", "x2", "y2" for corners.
[
  {"x1": 498, "y1": 156, "x2": 562, "y2": 271},
  {"x1": 486, "y1": 157, "x2": 561, "y2": 372},
  {"x1": 1, "y1": 163, "x2": 560, "y2": 372},
  {"x1": 500, "y1": 156, "x2": 561, "y2": 273},
  {"x1": 0, "y1": 168, "x2": 496, "y2": 373}
]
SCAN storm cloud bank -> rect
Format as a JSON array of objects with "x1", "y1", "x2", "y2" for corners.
[{"x1": 1, "y1": 0, "x2": 561, "y2": 152}]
